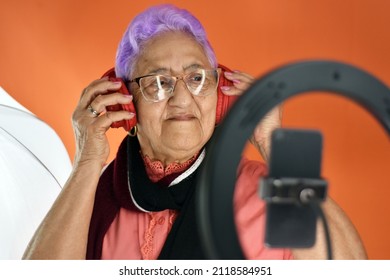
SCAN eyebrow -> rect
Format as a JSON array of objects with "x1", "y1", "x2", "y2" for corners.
[
  {"x1": 183, "y1": 64, "x2": 203, "y2": 71},
  {"x1": 148, "y1": 67, "x2": 168, "y2": 75},
  {"x1": 147, "y1": 63, "x2": 204, "y2": 75}
]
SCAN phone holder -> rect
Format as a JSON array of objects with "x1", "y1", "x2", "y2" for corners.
[
  {"x1": 196, "y1": 60, "x2": 390, "y2": 259},
  {"x1": 260, "y1": 177, "x2": 327, "y2": 204}
]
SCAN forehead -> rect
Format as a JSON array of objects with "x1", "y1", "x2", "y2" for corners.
[{"x1": 133, "y1": 32, "x2": 211, "y2": 77}]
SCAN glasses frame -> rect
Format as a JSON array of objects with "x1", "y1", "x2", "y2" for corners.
[{"x1": 129, "y1": 68, "x2": 221, "y2": 102}]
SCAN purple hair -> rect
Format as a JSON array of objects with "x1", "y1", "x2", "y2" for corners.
[{"x1": 115, "y1": 4, "x2": 217, "y2": 80}]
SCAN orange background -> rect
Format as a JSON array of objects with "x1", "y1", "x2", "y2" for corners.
[{"x1": 1, "y1": 0, "x2": 389, "y2": 259}]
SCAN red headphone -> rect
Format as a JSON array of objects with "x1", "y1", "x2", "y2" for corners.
[{"x1": 101, "y1": 64, "x2": 237, "y2": 131}]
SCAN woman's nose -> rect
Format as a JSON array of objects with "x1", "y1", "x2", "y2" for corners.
[{"x1": 169, "y1": 79, "x2": 193, "y2": 106}]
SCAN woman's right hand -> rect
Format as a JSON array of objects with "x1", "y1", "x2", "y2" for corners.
[
  {"x1": 23, "y1": 77, "x2": 135, "y2": 260},
  {"x1": 71, "y1": 77, "x2": 135, "y2": 167}
]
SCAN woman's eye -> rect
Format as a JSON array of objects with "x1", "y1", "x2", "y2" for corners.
[
  {"x1": 190, "y1": 74, "x2": 204, "y2": 83},
  {"x1": 154, "y1": 81, "x2": 164, "y2": 87},
  {"x1": 158, "y1": 77, "x2": 172, "y2": 87},
  {"x1": 194, "y1": 75, "x2": 202, "y2": 81}
]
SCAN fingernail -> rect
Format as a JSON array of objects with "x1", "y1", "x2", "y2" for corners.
[
  {"x1": 221, "y1": 86, "x2": 231, "y2": 91},
  {"x1": 224, "y1": 71, "x2": 233, "y2": 76},
  {"x1": 113, "y1": 81, "x2": 123, "y2": 86},
  {"x1": 233, "y1": 79, "x2": 241, "y2": 84},
  {"x1": 126, "y1": 112, "x2": 135, "y2": 118},
  {"x1": 233, "y1": 70, "x2": 240, "y2": 73}
]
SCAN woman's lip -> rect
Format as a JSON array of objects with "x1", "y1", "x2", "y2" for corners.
[{"x1": 167, "y1": 114, "x2": 196, "y2": 121}]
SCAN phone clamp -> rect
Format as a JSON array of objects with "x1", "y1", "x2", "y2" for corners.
[{"x1": 259, "y1": 177, "x2": 327, "y2": 205}]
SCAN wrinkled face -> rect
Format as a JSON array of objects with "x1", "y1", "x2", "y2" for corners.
[{"x1": 129, "y1": 32, "x2": 217, "y2": 164}]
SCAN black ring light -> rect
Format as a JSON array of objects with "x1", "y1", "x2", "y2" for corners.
[{"x1": 196, "y1": 60, "x2": 390, "y2": 259}]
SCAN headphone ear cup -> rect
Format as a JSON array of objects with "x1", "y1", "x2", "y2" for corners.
[
  {"x1": 101, "y1": 68, "x2": 137, "y2": 131},
  {"x1": 215, "y1": 64, "x2": 238, "y2": 125}
]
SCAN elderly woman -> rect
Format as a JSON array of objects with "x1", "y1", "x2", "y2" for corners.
[{"x1": 23, "y1": 4, "x2": 366, "y2": 260}]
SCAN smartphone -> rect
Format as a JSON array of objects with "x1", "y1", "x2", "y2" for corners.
[{"x1": 262, "y1": 128, "x2": 324, "y2": 248}]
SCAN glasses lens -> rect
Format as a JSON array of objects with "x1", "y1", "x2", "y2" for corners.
[
  {"x1": 140, "y1": 75, "x2": 173, "y2": 102},
  {"x1": 137, "y1": 69, "x2": 219, "y2": 102},
  {"x1": 185, "y1": 69, "x2": 219, "y2": 96}
]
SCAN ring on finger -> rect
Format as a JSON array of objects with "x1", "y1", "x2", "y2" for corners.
[{"x1": 88, "y1": 104, "x2": 100, "y2": 117}]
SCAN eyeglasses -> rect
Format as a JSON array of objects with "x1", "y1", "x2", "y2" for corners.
[{"x1": 129, "y1": 68, "x2": 220, "y2": 102}]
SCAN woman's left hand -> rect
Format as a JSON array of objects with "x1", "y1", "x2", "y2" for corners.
[{"x1": 221, "y1": 70, "x2": 282, "y2": 161}]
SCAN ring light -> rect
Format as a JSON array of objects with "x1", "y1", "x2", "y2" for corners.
[{"x1": 197, "y1": 60, "x2": 390, "y2": 259}]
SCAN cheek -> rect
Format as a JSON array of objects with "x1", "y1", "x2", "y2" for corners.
[
  {"x1": 199, "y1": 96, "x2": 218, "y2": 127},
  {"x1": 209, "y1": 94, "x2": 219, "y2": 116},
  {"x1": 135, "y1": 102, "x2": 164, "y2": 130},
  {"x1": 132, "y1": 93, "x2": 141, "y2": 104}
]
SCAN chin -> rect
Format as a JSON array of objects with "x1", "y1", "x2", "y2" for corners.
[
  {"x1": 164, "y1": 132, "x2": 204, "y2": 153},
  {"x1": 162, "y1": 123, "x2": 213, "y2": 153},
  {"x1": 171, "y1": 136, "x2": 202, "y2": 149}
]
